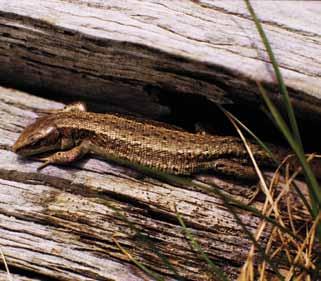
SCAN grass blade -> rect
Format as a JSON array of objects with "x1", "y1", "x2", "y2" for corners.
[
  {"x1": 113, "y1": 235, "x2": 165, "y2": 281},
  {"x1": 243, "y1": 0, "x2": 302, "y2": 147},
  {"x1": 257, "y1": 82, "x2": 321, "y2": 214},
  {"x1": 176, "y1": 210, "x2": 230, "y2": 281},
  {"x1": 220, "y1": 105, "x2": 314, "y2": 217},
  {"x1": 217, "y1": 105, "x2": 276, "y2": 162},
  {"x1": 243, "y1": 0, "x2": 321, "y2": 218}
]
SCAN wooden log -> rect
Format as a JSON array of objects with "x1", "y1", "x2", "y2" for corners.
[
  {"x1": 0, "y1": 0, "x2": 319, "y2": 279},
  {"x1": 0, "y1": 1, "x2": 321, "y2": 120},
  {"x1": 0, "y1": 86, "x2": 286, "y2": 280}
]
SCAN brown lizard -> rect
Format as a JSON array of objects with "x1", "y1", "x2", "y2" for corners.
[{"x1": 11, "y1": 102, "x2": 283, "y2": 179}]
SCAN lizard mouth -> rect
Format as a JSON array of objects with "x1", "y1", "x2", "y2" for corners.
[
  {"x1": 12, "y1": 144, "x2": 60, "y2": 157},
  {"x1": 11, "y1": 144, "x2": 29, "y2": 156},
  {"x1": 12, "y1": 147, "x2": 38, "y2": 157},
  {"x1": 12, "y1": 140, "x2": 24, "y2": 154}
]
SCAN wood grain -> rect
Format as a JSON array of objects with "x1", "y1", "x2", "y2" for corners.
[
  {"x1": 0, "y1": 1, "x2": 318, "y2": 279},
  {"x1": 0, "y1": 1, "x2": 321, "y2": 119},
  {"x1": 0, "y1": 86, "x2": 279, "y2": 280},
  {"x1": 0, "y1": 86, "x2": 313, "y2": 280}
]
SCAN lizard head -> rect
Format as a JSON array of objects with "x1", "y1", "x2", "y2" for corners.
[{"x1": 12, "y1": 117, "x2": 61, "y2": 157}]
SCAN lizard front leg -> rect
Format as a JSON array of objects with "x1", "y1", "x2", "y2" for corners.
[
  {"x1": 61, "y1": 102, "x2": 87, "y2": 113},
  {"x1": 37, "y1": 140, "x2": 90, "y2": 170}
]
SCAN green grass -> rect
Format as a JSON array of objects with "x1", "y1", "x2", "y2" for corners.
[
  {"x1": 176, "y1": 209, "x2": 230, "y2": 281},
  {"x1": 107, "y1": 1, "x2": 321, "y2": 280},
  {"x1": 243, "y1": 0, "x2": 321, "y2": 215}
]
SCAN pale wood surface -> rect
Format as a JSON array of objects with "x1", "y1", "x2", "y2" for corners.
[
  {"x1": 0, "y1": 1, "x2": 319, "y2": 279},
  {"x1": 0, "y1": 86, "x2": 285, "y2": 280},
  {"x1": 0, "y1": 86, "x2": 313, "y2": 280},
  {"x1": 0, "y1": 0, "x2": 321, "y2": 119}
]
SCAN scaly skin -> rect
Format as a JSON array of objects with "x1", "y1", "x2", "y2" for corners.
[{"x1": 12, "y1": 103, "x2": 275, "y2": 179}]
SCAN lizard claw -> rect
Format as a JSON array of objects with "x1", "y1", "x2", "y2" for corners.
[
  {"x1": 34, "y1": 155, "x2": 53, "y2": 170},
  {"x1": 37, "y1": 160, "x2": 51, "y2": 171}
]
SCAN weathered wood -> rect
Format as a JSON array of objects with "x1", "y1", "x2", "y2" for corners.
[
  {"x1": 0, "y1": 271, "x2": 41, "y2": 281},
  {"x1": 0, "y1": 0, "x2": 319, "y2": 279},
  {"x1": 0, "y1": 1, "x2": 321, "y2": 119},
  {"x1": 0, "y1": 86, "x2": 289, "y2": 280}
]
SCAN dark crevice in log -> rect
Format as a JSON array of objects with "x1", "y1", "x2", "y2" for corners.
[
  {"x1": 2, "y1": 7, "x2": 321, "y2": 124},
  {"x1": 0, "y1": 264, "x2": 59, "y2": 281},
  {"x1": 1, "y1": 1, "x2": 321, "y2": 279}
]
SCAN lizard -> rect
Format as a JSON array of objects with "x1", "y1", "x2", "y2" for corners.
[{"x1": 11, "y1": 102, "x2": 281, "y2": 180}]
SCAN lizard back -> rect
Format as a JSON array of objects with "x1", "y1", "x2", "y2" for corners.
[{"x1": 52, "y1": 111, "x2": 271, "y2": 175}]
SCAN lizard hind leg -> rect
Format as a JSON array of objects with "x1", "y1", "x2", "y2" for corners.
[
  {"x1": 37, "y1": 141, "x2": 90, "y2": 170},
  {"x1": 37, "y1": 102, "x2": 88, "y2": 115},
  {"x1": 62, "y1": 102, "x2": 87, "y2": 113},
  {"x1": 206, "y1": 158, "x2": 258, "y2": 181}
]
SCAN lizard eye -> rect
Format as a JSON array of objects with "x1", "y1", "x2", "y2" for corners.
[
  {"x1": 27, "y1": 126, "x2": 59, "y2": 147},
  {"x1": 28, "y1": 136, "x2": 41, "y2": 147},
  {"x1": 28, "y1": 135, "x2": 38, "y2": 144}
]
